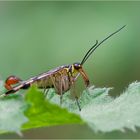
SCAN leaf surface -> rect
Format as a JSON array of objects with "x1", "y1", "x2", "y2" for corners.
[{"x1": 1, "y1": 82, "x2": 140, "y2": 134}]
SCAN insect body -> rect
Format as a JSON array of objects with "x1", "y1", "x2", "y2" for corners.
[
  {"x1": 5, "y1": 63, "x2": 90, "y2": 110},
  {"x1": 4, "y1": 25, "x2": 126, "y2": 110}
]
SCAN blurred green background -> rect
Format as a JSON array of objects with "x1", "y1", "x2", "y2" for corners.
[{"x1": 0, "y1": 1, "x2": 140, "y2": 139}]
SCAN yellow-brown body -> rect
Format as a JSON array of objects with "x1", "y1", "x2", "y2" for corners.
[{"x1": 5, "y1": 63, "x2": 89, "y2": 96}]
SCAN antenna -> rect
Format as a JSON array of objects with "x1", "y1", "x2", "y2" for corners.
[{"x1": 81, "y1": 25, "x2": 126, "y2": 65}]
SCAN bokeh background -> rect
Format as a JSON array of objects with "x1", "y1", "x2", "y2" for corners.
[{"x1": 0, "y1": 1, "x2": 140, "y2": 139}]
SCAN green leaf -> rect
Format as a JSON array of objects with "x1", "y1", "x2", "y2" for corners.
[
  {"x1": 0, "y1": 94, "x2": 28, "y2": 135},
  {"x1": 22, "y1": 86, "x2": 83, "y2": 130},
  {"x1": 79, "y1": 82, "x2": 140, "y2": 132},
  {"x1": 47, "y1": 82, "x2": 140, "y2": 132},
  {"x1": 1, "y1": 81, "x2": 140, "y2": 134}
]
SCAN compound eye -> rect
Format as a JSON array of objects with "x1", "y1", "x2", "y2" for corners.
[
  {"x1": 74, "y1": 63, "x2": 81, "y2": 69},
  {"x1": 5, "y1": 76, "x2": 22, "y2": 90}
]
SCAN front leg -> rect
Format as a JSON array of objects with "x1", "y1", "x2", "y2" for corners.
[{"x1": 78, "y1": 68, "x2": 90, "y2": 87}]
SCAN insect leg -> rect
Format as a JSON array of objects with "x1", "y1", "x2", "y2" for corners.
[
  {"x1": 59, "y1": 74, "x2": 63, "y2": 105},
  {"x1": 43, "y1": 79, "x2": 49, "y2": 97},
  {"x1": 50, "y1": 75, "x2": 63, "y2": 105},
  {"x1": 50, "y1": 75, "x2": 57, "y2": 91},
  {"x1": 75, "y1": 70, "x2": 90, "y2": 99},
  {"x1": 44, "y1": 88, "x2": 49, "y2": 98},
  {"x1": 78, "y1": 68, "x2": 90, "y2": 87},
  {"x1": 75, "y1": 96, "x2": 81, "y2": 111},
  {"x1": 70, "y1": 77, "x2": 81, "y2": 111}
]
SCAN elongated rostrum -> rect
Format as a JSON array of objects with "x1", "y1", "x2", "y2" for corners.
[{"x1": 4, "y1": 25, "x2": 126, "y2": 111}]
